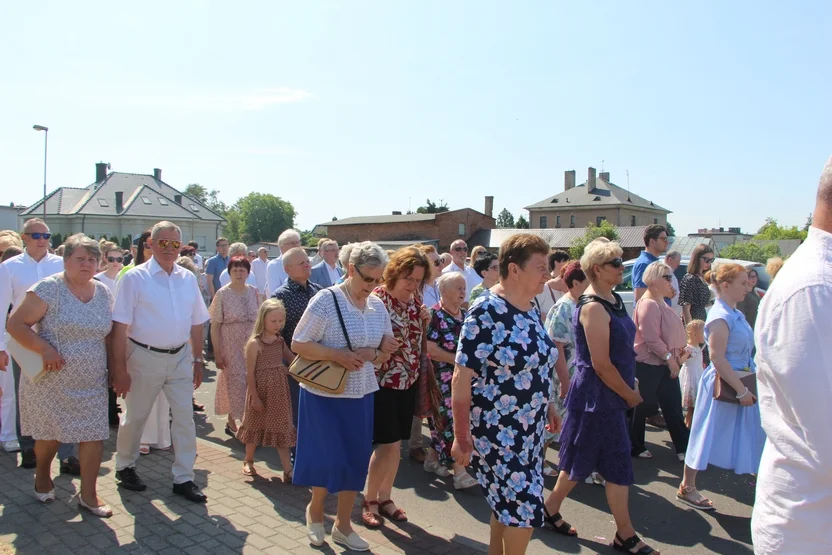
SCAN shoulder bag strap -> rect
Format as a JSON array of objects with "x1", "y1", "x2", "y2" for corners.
[{"x1": 328, "y1": 289, "x2": 353, "y2": 351}]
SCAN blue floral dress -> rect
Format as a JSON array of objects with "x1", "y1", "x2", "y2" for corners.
[
  {"x1": 544, "y1": 296, "x2": 578, "y2": 442},
  {"x1": 456, "y1": 291, "x2": 557, "y2": 528}
]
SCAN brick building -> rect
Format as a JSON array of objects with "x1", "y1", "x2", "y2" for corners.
[{"x1": 313, "y1": 197, "x2": 496, "y2": 252}]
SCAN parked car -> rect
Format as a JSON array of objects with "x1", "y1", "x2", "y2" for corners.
[{"x1": 617, "y1": 257, "x2": 770, "y2": 316}]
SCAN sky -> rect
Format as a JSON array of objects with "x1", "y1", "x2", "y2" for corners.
[{"x1": 2, "y1": 1, "x2": 830, "y2": 235}]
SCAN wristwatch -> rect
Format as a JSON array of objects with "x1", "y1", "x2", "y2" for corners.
[
  {"x1": 664, "y1": 352, "x2": 672, "y2": 362},
  {"x1": 193, "y1": 358, "x2": 204, "y2": 364}
]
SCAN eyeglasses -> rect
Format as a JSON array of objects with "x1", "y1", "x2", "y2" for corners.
[
  {"x1": 107, "y1": 256, "x2": 124, "y2": 263},
  {"x1": 432, "y1": 259, "x2": 441, "y2": 267},
  {"x1": 453, "y1": 246, "x2": 468, "y2": 252},
  {"x1": 602, "y1": 258, "x2": 624, "y2": 268},
  {"x1": 661, "y1": 274, "x2": 673, "y2": 282},
  {"x1": 701, "y1": 256, "x2": 715, "y2": 264},
  {"x1": 354, "y1": 265, "x2": 383, "y2": 285},
  {"x1": 156, "y1": 240, "x2": 182, "y2": 250},
  {"x1": 26, "y1": 232, "x2": 52, "y2": 240},
  {"x1": 402, "y1": 276, "x2": 421, "y2": 286}
]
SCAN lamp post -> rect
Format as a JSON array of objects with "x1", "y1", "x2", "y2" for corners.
[{"x1": 33, "y1": 125, "x2": 48, "y2": 221}]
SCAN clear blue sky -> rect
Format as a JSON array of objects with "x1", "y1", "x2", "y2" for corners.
[{"x1": 2, "y1": 1, "x2": 829, "y2": 235}]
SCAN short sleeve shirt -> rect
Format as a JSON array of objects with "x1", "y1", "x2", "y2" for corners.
[
  {"x1": 373, "y1": 286, "x2": 423, "y2": 390},
  {"x1": 274, "y1": 279, "x2": 322, "y2": 347}
]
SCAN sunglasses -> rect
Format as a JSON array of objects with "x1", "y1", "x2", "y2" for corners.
[
  {"x1": 354, "y1": 265, "x2": 383, "y2": 286},
  {"x1": 701, "y1": 256, "x2": 715, "y2": 264},
  {"x1": 453, "y1": 246, "x2": 468, "y2": 252},
  {"x1": 107, "y1": 256, "x2": 124, "y2": 263},
  {"x1": 602, "y1": 257, "x2": 624, "y2": 268},
  {"x1": 26, "y1": 232, "x2": 52, "y2": 240},
  {"x1": 156, "y1": 239, "x2": 182, "y2": 250},
  {"x1": 433, "y1": 260, "x2": 441, "y2": 267},
  {"x1": 661, "y1": 274, "x2": 673, "y2": 282}
]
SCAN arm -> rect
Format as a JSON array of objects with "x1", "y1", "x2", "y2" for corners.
[
  {"x1": 292, "y1": 340, "x2": 364, "y2": 371},
  {"x1": 580, "y1": 302, "x2": 640, "y2": 407},
  {"x1": 682, "y1": 305, "x2": 692, "y2": 325},
  {"x1": 450, "y1": 364, "x2": 475, "y2": 465},
  {"x1": 110, "y1": 322, "x2": 131, "y2": 397},
  {"x1": 427, "y1": 341, "x2": 456, "y2": 365},
  {"x1": 0, "y1": 265, "x2": 12, "y2": 369},
  {"x1": 707, "y1": 319, "x2": 754, "y2": 404},
  {"x1": 190, "y1": 324, "x2": 204, "y2": 388},
  {"x1": 554, "y1": 341, "x2": 570, "y2": 397},
  {"x1": 209, "y1": 293, "x2": 224, "y2": 368},
  {"x1": 636, "y1": 299, "x2": 671, "y2": 360},
  {"x1": 634, "y1": 287, "x2": 647, "y2": 303},
  {"x1": 7, "y1": 292, "x2": 64, "y2": 371},
  {"x1": 245, "y1": 339, "x2": 264, "y2": 412}
]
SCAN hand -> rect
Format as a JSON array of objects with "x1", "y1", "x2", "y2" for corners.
[
  {"x1": 41, "y1": 345, "x2": 65, "y2": 372},
  {"x1": 193, "y1": 361, "x2": 204, "y2": 389},
  {"x1": 626, "y1": 389, "x2": 643, "y2": 408},
  {"x1": 739, "y1": 390, "x2": 757, "y2": 407},
  {"x1": 451, "y1": 436, "x2": 474, "y2": 467},
  {"x1": 250, "y1": 395, "x2": 264, "y2": 413},
  {"x1": 379, "y1": 335, "x2": 400, "y2": 355},
  {"x1": 419, "y1": 304, "x2": 431, "y2": 324},
  {"x1": 0, "y1": 351, "x2": 7, "y2": 371},
  {"x1": 559, "y1": 378, "x2": 570, "y2": 399},
  {"x1": 545, "y1": 404, "x2": 562, "y2": 434},
  {"x1": 112, "y1": 371, "x2": 132, "y2": 399},
  {"x1": 337, "y1": 349, "x2": 364, "y2": 371},
  {"x1": 375, "y1": 351, "x2": 391, "y2": 366},
  {"x1": 214, "y1": 353, "x2": 226, "y2": 370},
  {"x1": 668, "y1": 358, "x2": 681, "y2": 379}
]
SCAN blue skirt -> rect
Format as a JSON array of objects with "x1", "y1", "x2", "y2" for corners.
[
  {"x1": 292, "y1": 388, "x2": 374, "y2": 493},
  {"x1": 558, "y1": 409, "x2": 634, "y2": 486}
]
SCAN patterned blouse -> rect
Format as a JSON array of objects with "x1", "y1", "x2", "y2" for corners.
[
  {"x1": 679, "y1": 273, "x2": 711, "y2": 322},
  {"x1": 374, "y1": 286, "x2": 423, "y2": 390}
]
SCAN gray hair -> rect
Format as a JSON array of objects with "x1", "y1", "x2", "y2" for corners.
[
  {"x1": 257, "y1": 247, "x2": 268, "y2": 254},
  {"x1": 228, "y1": 242, "x2": 247, "y2": 257},
  {"x1": 277, "y1": 229, "x2": 301, "y2": 248},
  {"x1": 665, "y1": 250, "x2": 681, "y2": 262},
  {"x1": 151, "y1": 221, "x2": 182, "y2": 240},
  {"x1": 436, "y1": 271, "x2": 466, "y2": 293},
  {"x1": 349, "y1": 241, "x2": 388, "y2": 269},
  {"x1": 175, "y1": 256, "x2": 200, "y2": 278},
  {"x1": 22, "y1": 218, "x2": 48, "y2": 234},
  {"x1": 339, "y1": 243, "x2": 357, "y2": 269},
  {"x1": 62, "y1": 233, "x2": 101, "y2": 262}
]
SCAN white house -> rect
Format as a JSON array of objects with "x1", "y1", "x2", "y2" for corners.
[{"x1": 21, "y1": 163, "x2": 226, "y2": 253}]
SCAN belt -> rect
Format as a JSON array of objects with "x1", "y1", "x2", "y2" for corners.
[{"x1": 130, "y1": 338, "x2": 186, "y2": 355}]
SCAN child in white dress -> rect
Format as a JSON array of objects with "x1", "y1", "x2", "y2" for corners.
[{"x1": 679, "y1": 320, "x2": 705, "y2": 428}]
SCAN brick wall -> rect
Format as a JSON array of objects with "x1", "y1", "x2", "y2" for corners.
[{"x1": 436, "y1": 209, "x2": 495, "y2": 250}]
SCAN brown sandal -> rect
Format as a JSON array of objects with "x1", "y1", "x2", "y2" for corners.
[
  {"x1": 362, "y1": 500, "x2": 383, "y2": 528},
  {"x1": 676, "y1": 485, "x2": 714, "y2": 511},
  {"x1": 242, "y1": 461, "x2": 257, "y2": 476},
  {"x1": 379, "y1": 499, "x2": 408, "y2": 522}
]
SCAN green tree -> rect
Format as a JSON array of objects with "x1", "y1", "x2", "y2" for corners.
[
  {"x1": 496, "y1": 208, "x2": 515, "y2": 229},
  {"x1": 50, "y1": 233, "x2": 63, "y2": 248},
  {"x1": 516, "y1": 215, "x2": 529, "y2": 229},
  {"x1": 416, "y1": 199, "x2": 449, "y2": 214},
  {"x1": 121, "y1": 235, "x2": 131, "y2": 250},
  {"x1": 720, "y1": 242, "x2": 781, "y2": 264},
  {"x1": 224, "y1": 207, "x2": 242, "y2": 242},
  {"x1": 754, "y1": 217, "x2": 807, "y2": 241},
  {"x1": 183, "y1": 183, "x2": 228, "y2": 216},
  {"x1": 803, "y1": 213, "x2": 813, "y2": 232},
  {"x1": 109, "y1": 235, "x2": 120, "y2": 245},
  {"x1": 665, "y1": 221, "x2": 677, "y2": 237},
  {"x1": 236, "y1": 193, "x2": 296, "y2": 243},
  {"x1": 300, "y1": 230, "x2": 318, "y2": 247},
  {"x1": 570, "y1": 221, "x2": 619, "y2": 259}
]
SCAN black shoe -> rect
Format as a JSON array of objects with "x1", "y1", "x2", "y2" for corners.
[
  {"x1": 20, "y1": 448, "x2": 36, "y2": 469},
  {"x1": 115, "y1": 467, "x2": 147, "y2": 491},
  {"x1": 60, "y1": 456, "x2": 81, "y2": 476},
  {"x1": 173, "y1": 480, "x2": 207, "y2": 503}
]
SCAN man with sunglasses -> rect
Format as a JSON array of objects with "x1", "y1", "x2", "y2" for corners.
[
  {"x1": 110, "y1": 221, "x2": 210, "y2": 503},
  {"x1": 633, "y1": 224, "x2": 670, "y2": 305},
  {"x1": 441, "y1": 240, "x2": 482, "y2": 304},
  {"x1": 0, "y1": 219, "x2": 79, "y2": 472}
]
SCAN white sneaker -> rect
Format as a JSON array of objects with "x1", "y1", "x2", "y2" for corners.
[
  {"x1": 331, "y1": 527, "x2": 370, "y2": 552},
  {"x1": 2, "y1": 440, "x2": 20, "y2": 453},
  {"x1": 305, "y1": 506, "x2": 325, "y2": 547}
]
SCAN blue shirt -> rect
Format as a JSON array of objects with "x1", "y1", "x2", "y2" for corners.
[
  {"x1": 205, "y1": 254, "x2": 229, "y2": 292},
  {"x1": 633, "y1": 250, "x2": 671, "y2": 307},
  {"x1": 273, "y1": 278, "x2": 322, "y2": 347}
]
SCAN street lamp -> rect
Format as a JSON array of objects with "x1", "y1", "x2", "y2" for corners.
[{"x1": 33, "y1": 125, "x2": 48, "y2": 221}]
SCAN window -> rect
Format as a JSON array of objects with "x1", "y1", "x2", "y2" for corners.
[
  {"x1": 631, "y1": 215, "x2": 637, "y2": 226},
  {"x1": 556, "y1": 215, "x2": 561, "y2": 228},
  {"x1": 158, "y1": 197, "x2": 169, "y2": 206},
  {"x1": 616, "y1": 264, "x2": 633, "y2": 292},
  {"x1": 596, "y1": 216, "x2": 606, "y2": 226},
  {"x1": 539, "y1": 216, "x2": 548, "y2": 229},
  {"x1": 653, "y1": 218, "x2": 658, "y2": 224},
  {"x1": 195, "y1": 236, "x2": 206, "y2": 252},
  {"x1": 458, "y1": 223, "x2": 465, "y2": 236},
  {"x1": 97, "y1": 198, "x2": 109, "y2": 207},
  {"x1": 570, "y1": 215, "x2": 575, "y2": 228},
  {"x1": 140, "y1": 197, "x2": 151, "y2": 205},
  {"x1": 189, "y1": 204, "x2": 201, "y2": 212}
]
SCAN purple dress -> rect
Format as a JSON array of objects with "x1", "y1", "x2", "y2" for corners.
[{"x1": 557, "y1": 293, "x2": 637, "y2": 486}]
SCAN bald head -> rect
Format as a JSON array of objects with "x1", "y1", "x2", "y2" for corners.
[
  {"x1": 283, "y1": 247, "x2": 308, "y2": 266},
  {"x1": 284, "y1": 247, "x2": 312, "y2": 283}
]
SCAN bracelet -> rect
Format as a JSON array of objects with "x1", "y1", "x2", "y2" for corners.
[
  {"x1": 372, "y1": 349, "x2": 379, "y2": 363},
  {"x1": 736, "y1": 387, "x2": 750, "y2": 399}
]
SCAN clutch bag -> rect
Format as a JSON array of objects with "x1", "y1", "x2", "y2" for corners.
[{"x1": 713, "y1": 369, "x2": 757, "y2": 404}]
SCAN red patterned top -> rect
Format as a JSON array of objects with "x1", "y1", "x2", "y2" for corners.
[{"x1": 374, "y1": 286, "x2": 423, "y2": 390}]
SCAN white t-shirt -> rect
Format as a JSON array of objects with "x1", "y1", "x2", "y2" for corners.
[{"x1": 94, "y1": 272, "x2": 119, "y2": 296}]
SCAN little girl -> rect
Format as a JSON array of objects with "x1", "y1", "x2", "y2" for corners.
[
  {"x1": 236, "y1": 299, "x2": 297, "y2": 480},
  {"x1": 679, "y1": 319, "x2": 706, "y2": 429}
]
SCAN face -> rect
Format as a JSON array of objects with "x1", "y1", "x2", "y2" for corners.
[
  {"x1": 747, "y1": 271, "x2": 758, "y2": 291},
  {"x1": 105, "y1": 250, "x2": 124, "y2": 271},
  {"x1": 513, "y1": 252, "x2": 549, "y2": 297},
  {"x1": 441, "y1": 278, "x2": 467, "y2": 307},
  {"x1": 285, "y1": 254, "x2": 312, "y2": 282},
  {"x1": 595, "y1": 255, "x2": 625, "y2": 285},
  {"x1": 571, "y1": 278, "x2": 589, "y2": 296},
  {"x1": 264, "y1": 308, "x2": 286, "y2": 335},
  {"x1": 391, "y1": 265, "x2": 426, "y2": 300},
  {"x1": 229, "y1": 263, "x2": 250, "y2": 282},
  {"x1": 690, "y1": 327, "x2": 705, "y2": 345},
  {"x1": 723, "y1": 273, "x2": 749, "y2": 304},
  {"x1": 321, "y1": 243, "x2": 339, "y2": 265},
  {"x1": 65, "y1": 248, "x2": 99, "y2": 281},
  {"x1": 247, "y1": 252, "x2": 256, "y2": 262},
  {"x1": 22, "y1": 222, "x2": 51, "y2": 256},
  {"x1": 259, "y1": 249, "x2": 268, "y2": 260},
  {"x1": 350, "y1": 264, "x2": 384, "y2": 299},
  {"x1": 665, "y1": 255, "x2": 680, "y2": 270},
  {"x1": 651, "y1": 268, "x2": 675, "y2": 297},
  {"x1": 698, "y1": 251, "x2": 715, "y2": 274},
  {"x1": 650, "y1": 232, "x2": 669, "y2": 254},
  {"x1": 483, "y1": 259, "x2": 500, "y2": 283},
  {"x1": 149, "y1": 229, "x2": 182, "y2": 265},
  {"x1": 451, "y1": 242, "x2": 468, "y2": 265},
  {"x1": 281, "y1": 237, "x2": 301, "y2": 254},
  {"x1": 216, "y1": 240, "x2": 229, "y2": 257},
  {"x1": 552, "y1": 259, "x2": 568, "y2": 277},
  {"x1": 426, "y1": 252, "x2": 441, "y2": 279}
]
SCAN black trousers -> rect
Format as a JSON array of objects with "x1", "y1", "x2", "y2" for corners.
[{"x1": 630, "y1": 361, "x2": 689, "y2": 456}]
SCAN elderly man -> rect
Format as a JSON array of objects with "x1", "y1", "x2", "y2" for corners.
[
  {"x1": 250, "y1": 247, "x2": 269, "y2": 294},
  {"x1": 309, "y1": 239, "x2": 342, "y2": 288},
  {"x1": 439, "y1": 253, "x2": 452, "y2": 271},
  {"x1": 0, "y1": 219, "x2": 78, "y2": 472},
  {"x1": 266, "y1": 229, "x2": 302, "y2": 296},
  {"x1": 219, "y1": 242, "x2": 257, "y2": 287},
  {"x1": 752, "y1": 157, "x2": 832, "y2": 554},
  {"x1": 273, "y1": 247, "x2": 321, "y2": 431},
  {"x1": 111, "y1": 221, "x2": 210, "y2": 502},
  {"x1": 665, "y1": 250, "x2": 683, "y2": 316},
  {"x1": 441, "y1": 240, "x2": 481, "y2": 300}
]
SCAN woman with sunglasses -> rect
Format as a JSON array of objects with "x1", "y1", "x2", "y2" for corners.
[
  {"x1": 118, "y1": 231, "x2": 152, "y2": 278},
  {"x1": 679, "y1": 245, "x2": 715, "y2": 326},
  {"x1": 94, "y1": 242, "x2": 124, "y2": 296},
  {"x1": 630, "y1": 261, "x2": 689, "y2": 461},
  {"x1": 545, "y1": 238, "x2": 660, "y2": 555}
]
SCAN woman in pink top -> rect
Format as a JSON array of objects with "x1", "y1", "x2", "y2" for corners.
[{"x1": 630, "y1": 261, "x2": 690, "y2": 461}]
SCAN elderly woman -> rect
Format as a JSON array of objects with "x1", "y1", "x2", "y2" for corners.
[
  {"x1": 468, "y1": 252, "x2": 499, "y2": 304},
  {"x1": 364, "y1": 246, "x2": 431, "y2": 525},
  {"x1": 219, "y1": 242, "x2": 257, "y2": 288},
  {"x1": 677, "y1": 263, "x2": 765, "y2": 511},
  {"x1": 630, "y1": 261, "x2": 689, "y2": 461},
  {"x1": 544, "y1": 238, "x2": 660, "y2": 555},
  {"x1": 7, "y1": 234, "x2": 114, "y2": 517},
  {"x1": 292, "y1": 242, "x2": 397, "y2": 552},
  {"x1": 451, "y1": 234, "x2": 560, "y2": 555},
  {"x1": 334, "y1": 242, "x2": 357, "y2": 285},
  {"x1": 210, "y1": 256, "x2": 261, "y2": 435},
  {"x1": 94, "y1": 241, "x2": 123, "y2": 295},
  {"x1": 422, "y1": 272, "x2": 477, "y2": 489}
]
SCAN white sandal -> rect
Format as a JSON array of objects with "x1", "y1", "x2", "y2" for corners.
[
  {"x1": 453, "y1": 471, "x2": 478, "y2": 490},
  {"x1": 34, "y1": 479, "x2": 55, "y2": 504},
  {"x1": 79, "y1": 496, "x2": 113, "y2": 518},
  {"x1": 423, "y1": 460, "x2": 450, "y2": 477}
]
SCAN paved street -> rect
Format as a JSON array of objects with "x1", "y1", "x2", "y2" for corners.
[{"x1": 0, "y1": 363, "x2": 756, "y2": 554}]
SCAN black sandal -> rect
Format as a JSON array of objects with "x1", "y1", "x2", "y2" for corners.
[
  {"x1": 543, "y1": 506, "x2": 577, "y2": 536},
  {"x1": 612, "y1": 532, "x2": 659, "y2": 554}
]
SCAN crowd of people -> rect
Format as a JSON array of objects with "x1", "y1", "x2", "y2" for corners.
[{"x1": 0, "y1": 157, "x2": 830, "y2": 554}]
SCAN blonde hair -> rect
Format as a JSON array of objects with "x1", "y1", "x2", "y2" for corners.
[
  {"x1": 686, "y1": 319, "x2": 705, "y2": 342},
  {"x1": 642, "y1": 261, "x2": 673, "y2": 286},
  {"x1": 0, "y1": 230, "x2": 23, "y2": 248},
  {"x1": 766, "y1": 257, "x2": 784, "y2": 281},
  {"x1": 251, "y1": 298, "x2": 286, "y2": 340},
  {"x1": 580, "y1": 237, "x2": 623, "y2": 281},
  {"x1": 469, "y1": 245, "x2": 486, "y2": 263}
]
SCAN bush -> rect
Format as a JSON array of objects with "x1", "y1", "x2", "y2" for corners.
[
  {"x1": 719, "y1": 242, "x2": 781, "y2": 264},
  {"x1": 569, "y1": 221, "x2": 619, "y2": 260}
]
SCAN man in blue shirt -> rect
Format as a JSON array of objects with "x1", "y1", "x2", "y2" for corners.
[
  {"x1": 633, "y1": 224, "x2": 669, "y2": 304},
  {"x1": 203, "y1": 237, "x2": 229, "y2": 358}
]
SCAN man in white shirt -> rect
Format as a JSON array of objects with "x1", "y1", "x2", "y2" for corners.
[
  {"x1": 665, "y1": 250, "x2": 683, "y2": 317},
  {"x1": 441, "y1": 240, "x2": 481, "y2": 301},
  {"x1": 0, "y1": 218, "x2": 77, "y2": 470},
  {"x1": 218, "y1": 242, "x2": 257, "y2": 288},
  {"x1": 309, "y1": 239, "x2": 343, "y2": 288},
  {"x1": 111, "y1": 221, "x2": 210, "y2": 503},
  {"x1": 187, "y1": 241, "x2": 203, "y2": 269},
  {"x1": 752, "y1": 157, "x2": 832, "y2": 555},
  {"x1": 250, "y1": 247, "x2": 269, "y2": 294},
  {"x1": 266, "y1": 229, "x2": 302, "y2": 296}
]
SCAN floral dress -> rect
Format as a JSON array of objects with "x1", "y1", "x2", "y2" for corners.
[
  {"x1": 426, "y1": 306, "x2": 466, "y2": 467},
  {"x1": 373, "y1": 286, "x2": 422, "y2": 390},
  {"x1": 543, "y1": 295, "x2": 577, "y2": 442},
  {"x1": 456, "y1": 291, "x2": 557, "y2": 528}
]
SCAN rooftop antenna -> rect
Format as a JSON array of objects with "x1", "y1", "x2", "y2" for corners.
[
  {"x1": 626, "y1": 170, "x2": 631, "y2": 201},
  {"x1": 601, "y1": 159, "x2": 605, "y2": 172}
]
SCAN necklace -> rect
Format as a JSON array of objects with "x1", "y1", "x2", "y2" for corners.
[
  {"x1": 342, "y1": 282, "x2": 366, "y2": 312},
  {"x1": 439, "y1": 302, "x2": 461, "y2": 319}
]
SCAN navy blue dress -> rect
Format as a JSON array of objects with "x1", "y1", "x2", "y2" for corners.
[
  {"x1": 456, "y1": 291, "x2": 557, "y2": 528},
  {"x1": 557, "y1": 293, "x2": 637, "y2": 486}
]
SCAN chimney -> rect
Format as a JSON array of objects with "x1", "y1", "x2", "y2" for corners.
[
  {"x1": 174, "y1": 194, "x2": 182, "y2": 205},
  {"x1": 392, "y1": 211, "x2": 402, "y2": 215},
  {"x1": 115, "y1": 191, "x2": 123, "y2": 213},
  {"x1": 95, "y1": 162, "x2": 108, "y2": 183},
  {"x1": 564, "y1": 170, "x2": 576, "y2": 191},
  {"x1": 587, "y1": 167, "x2": 597, "y2": 193},
  {"x1": 599, "y1": 171, "x2": 610, "y2": 183},
  {"x1": 484, "y1": 196, "x2": 494, "y2": 218},
  {"x1": 153, "y1": 168, "x2": 162, "y2": 181}
]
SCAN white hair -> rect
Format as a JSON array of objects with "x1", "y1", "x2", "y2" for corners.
[
  {"x1": 277, "y1": 229, "x2": 301, "y2": 248},
  {"x1": 151, "y1": 221, "x2": 182, "y2": 240},
  {"x1": 436, "y1": 271, "x2": 466, "y2": 293},
  {"x1": 228, "y1": 242, "x2": 247, "y2": 257},
  {"x1": 349, "y1": 241, "x2": 388, "y2": 268}
]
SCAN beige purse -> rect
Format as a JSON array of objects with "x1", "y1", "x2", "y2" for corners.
[{"x1": 289, "y1": 290, "x2": 352, "y2": 395}]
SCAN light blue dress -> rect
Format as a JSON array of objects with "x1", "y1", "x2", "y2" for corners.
[{"x1": 684, "y1": 299, "x2": 765, "y2": 475}]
